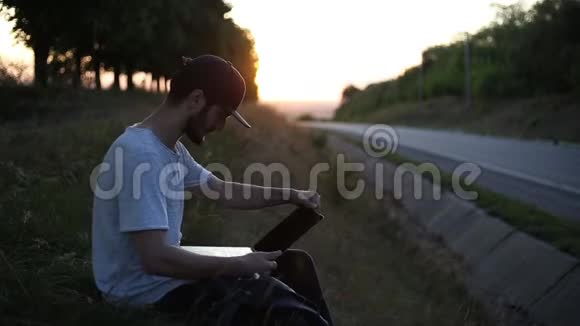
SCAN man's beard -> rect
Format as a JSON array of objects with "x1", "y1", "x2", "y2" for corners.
[{"x1": 185, "y1": 106, "x2": 210, "y2": 145}]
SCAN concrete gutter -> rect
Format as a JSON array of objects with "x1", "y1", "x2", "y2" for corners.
[{"x1": 326, "y1": 135, "x2": 580, "y2": 326}]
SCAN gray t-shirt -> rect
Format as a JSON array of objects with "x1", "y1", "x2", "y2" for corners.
[{"x1": 91, "y1": 125, "x2": 212, "y2": 307}]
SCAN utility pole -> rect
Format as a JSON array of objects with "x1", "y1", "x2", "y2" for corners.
[
  {"x1": 418, "y1": 52, "x2": 424, "y2": 109},
  {"x1": 464, "y1": 32, "x2": 472, "y2": 110}
]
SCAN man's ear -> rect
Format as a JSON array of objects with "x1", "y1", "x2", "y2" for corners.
[{"x1": 185, "y1": 89, "x2": 206, "y2": 114}]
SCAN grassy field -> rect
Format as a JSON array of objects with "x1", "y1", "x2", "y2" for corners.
[
  {"x1": 334, "y1": 95, "x2": 580, "y2": 143},
  {"x1": 0, "y1": 88, "x2": 490, "y2": 325}
]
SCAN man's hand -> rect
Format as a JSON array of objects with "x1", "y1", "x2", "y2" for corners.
[
  {"x1": 291, "y1": 190, "x2": 321, "y2": 209},
  {"x1": 237, "y1": 250, "x2": 282, "y2": 275}
]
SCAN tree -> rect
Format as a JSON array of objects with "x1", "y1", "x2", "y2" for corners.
[
  {"x1": 341, "y1": 85, "x2": 361, "y2": 103},
  {"x1": 0, "y1": 1, "x2": 68, "y2": 87},
  {"x1": 221, "y1": 19, "x2": 259, "y2": 101},
  {"x1": 0, "y1": 0, "x2": 260, "y2": 96}
]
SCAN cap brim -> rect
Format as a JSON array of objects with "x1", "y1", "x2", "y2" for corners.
[{"x1": 231, "y1": 110, "x2": 251, "y2": 128}]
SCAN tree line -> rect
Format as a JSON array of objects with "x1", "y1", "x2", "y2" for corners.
[
  {"x1": 0, "y1": 0, "x2": 258, "y2": 100},
  {"x1": 338, "y1": 0, "x2": 580, "y2": 116}
]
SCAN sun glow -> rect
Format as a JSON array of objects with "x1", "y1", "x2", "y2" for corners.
[{"x1": 226, "y1": 0, "x2": 534, "y2": 102}]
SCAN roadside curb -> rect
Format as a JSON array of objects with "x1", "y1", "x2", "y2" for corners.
[{"x1": 326, "y1": 135, "x2": 580, "y2": 326}]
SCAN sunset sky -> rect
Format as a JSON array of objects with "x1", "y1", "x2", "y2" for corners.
[{"x1": 0, "y1": 0, "x2": 533, "y2": 104}]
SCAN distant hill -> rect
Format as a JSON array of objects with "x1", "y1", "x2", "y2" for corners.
[{"x1": 264, "y1": 100, "x2": 337, "y2": 120}]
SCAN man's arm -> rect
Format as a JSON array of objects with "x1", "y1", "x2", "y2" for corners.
[
  {"x1": 188, "y1": 174, "x2": 320, "y2": 210},
  {"x1": 130, "y1": 229, "x2": 281, "y2": 279}
]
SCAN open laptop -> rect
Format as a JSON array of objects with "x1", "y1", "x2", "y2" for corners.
[{"x1": 182, "y1": 207, "x2": 324, "y2": 257}]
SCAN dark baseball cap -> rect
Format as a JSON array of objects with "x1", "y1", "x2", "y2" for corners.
[{"x1": 168, "y1": 55, "x2": 251, "y2": 128}]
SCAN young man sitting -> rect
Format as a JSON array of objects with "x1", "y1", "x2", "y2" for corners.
[{"x1": 91, "y1": 55, "x2": 333, "y2": 325}]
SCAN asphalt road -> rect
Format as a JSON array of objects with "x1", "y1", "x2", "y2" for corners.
[{"x1": 301, "y1": 122, "x2": 580, "y2": 222}]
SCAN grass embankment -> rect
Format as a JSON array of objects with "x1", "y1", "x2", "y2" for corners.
[
  {"x1": 335, "y1": 94, "x2": 580, "y2": 143},
  {"x1": 332, "y1": 132, "x2": 580, "y2": 258},
  {"x1": 0, "y1": 88, "x2": 490, "y2": 325}
]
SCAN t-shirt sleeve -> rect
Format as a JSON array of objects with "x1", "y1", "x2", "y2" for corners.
[
  {"x1": 178, "y1": 142, "x2": 213, "y2": 188},
  {"x1": 117, "y1": 148, "x2": 169, "y2": 232}
]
